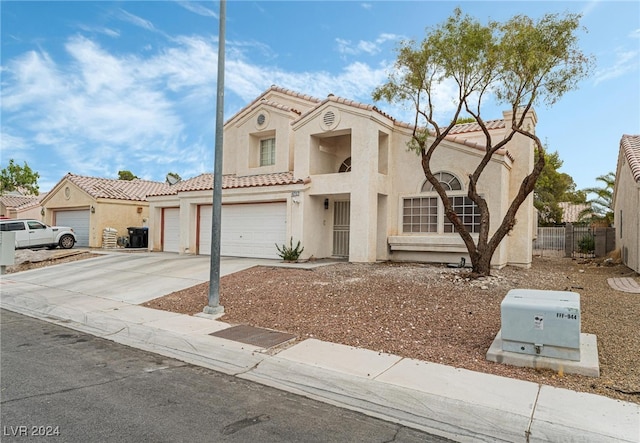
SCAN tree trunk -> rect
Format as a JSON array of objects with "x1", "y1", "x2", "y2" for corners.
[{"x1": 471, "y1": 245, "x2": 493, "y2": 276}]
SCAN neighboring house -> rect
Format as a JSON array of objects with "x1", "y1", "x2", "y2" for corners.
[
  {"x1": 0, "y1": 193, "x2": 45, "y2": 220},
  {"x1": 148, "y1": 86, "x2": 537, "y2": 267},
  {"x1": 41, "y1": 173, "x2": 168, "y2": 247},
  {"x1": 558, "y1": 202, "x2": 591, "y2": 223},
  {"x1": 613, "y1": 134, "x2": 640, "y2": 273}
]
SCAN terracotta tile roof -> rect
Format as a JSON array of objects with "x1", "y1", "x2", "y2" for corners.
[
  {"x1": 620, "y1": 134, "x2": 640, "y2": 182},
  {"x1": 0, "y1": 194, "x2": 43, "y2": 209},
  {"x1": 295, "y1": 92, "x2": 398, "y2": 126},
  {"x1": 446, "y1": 119, "x2": 506, "y2": 134},
  {"x1": 148, "y1": 172, "x2": 305, "y2": 196},
  {"x1": 558, "y1": 202, "x2": 591, "y2": 223},
  {"x1": 64, "y1": 173, "x2": 169, "y2": 201},
  {"x1": 295, "y1": 89, "x2": 512, "y2": 158},
  {"x1": 226, "y1": 85, "x2": 321, "y2": 126}
]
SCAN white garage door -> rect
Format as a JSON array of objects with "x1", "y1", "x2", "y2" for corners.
[
  {"x1": 162, "y1": 208, "x2": 180, "y2": 253},
  {"x1": 55, "y1": 210, "x2": 90, "y2": 247},
  {"x1": 199, "y1": 203, "x2": 286, "y2": 259}
]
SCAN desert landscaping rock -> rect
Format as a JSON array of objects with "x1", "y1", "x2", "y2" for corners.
[
  {"x1": 144, "y1": 255, "x2": 640, "y2": 405},
  {"x1": 9, "y1": 251, "x2": 638, "y2": 404}
]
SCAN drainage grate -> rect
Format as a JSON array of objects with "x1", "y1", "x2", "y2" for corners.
[{"x1": 210, "y1": 325, "x2": 296, "y2": 349}]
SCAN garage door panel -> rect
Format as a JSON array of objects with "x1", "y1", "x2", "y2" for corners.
[
  {"x1": 199, "y1": 203, "x2": 286, "y2": 259},
  {"x1": 163, "y1": 208, "x2": 180, "y2": 253},
  {"x1": 55, "y1": 210, "x2": 90, "y2": 247}
]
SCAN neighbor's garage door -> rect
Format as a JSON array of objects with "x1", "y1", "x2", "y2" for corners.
[
  {"x1": 55, "y1": 210, "x2": 90, "y2": 247},
  {"x1": 198, "y1": 203, "x2": 286, "y2": 259},
  {"x1": 162, "y1": 208, "x2": 180, "y2": 253}
]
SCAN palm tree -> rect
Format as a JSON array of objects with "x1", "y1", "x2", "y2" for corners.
[{"x1": 578, "y1": 172, "x2": 614, "y2": 226}]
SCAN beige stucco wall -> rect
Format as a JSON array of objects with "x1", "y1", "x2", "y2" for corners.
[
  {"x1": 0, "y1": 202, "x2": 42, "y2": 221},
  {"x1": 224, "y1": 106, "x2": 295, "y2": 177},
  {"x1": 148, "y1": 184, "x2": 305, "y2": 255},
  {"x1": 614, "y1": 146, "x2": 640, "y2": 272},
  {"x1": 223, "y1": 90, "x2": 319, "y2": 177},
  {"x1": 43, "y1": 178, "x2": 149, "y2": 248},
  {"x1": 161, "y1": 89, "x2": 536, "y2": 267},
  {"x1": 386, "y1": 131, "x2": 516, "y2": 267},
  {"x1": 44, "y1": 179, "x2": 94, "y2": 215},
  {"x1": 91, "y1": 200, "x2": 149, "y2": 248}
]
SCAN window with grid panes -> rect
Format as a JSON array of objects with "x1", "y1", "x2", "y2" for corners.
[
  {"x1": 403, "y1": 197, "x2": 438, "y2": 232},
  {"x1": 444, "y1": 196, "x2": 481, "y2": 233},
  {"x1": 260, "y1": 138, "x2": 276, "y2": 166},
  {"x1": 403, "y1": 172, "x2": 481, "y2": 234}
]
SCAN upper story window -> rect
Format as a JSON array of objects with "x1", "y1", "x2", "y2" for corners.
[
  {"x1": 260, "y1": 138, "x2": 276, "y2": 166},
  {"x1": 403, "y1": 172, "x2": 480, "y2": 234},
  {"x1": 421, "y1": 172, "x2": 461, "y2": 192},
  {"x1": 338, "y1": 157, "x2": 351, "y2": 173}
]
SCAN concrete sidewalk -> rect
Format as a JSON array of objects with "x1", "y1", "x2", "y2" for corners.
[{"x1": 1, "y1": 252, "x2": 638, "y2": 442}]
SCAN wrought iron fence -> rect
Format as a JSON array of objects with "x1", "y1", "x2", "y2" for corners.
[
  {"x1": 534, "y1": 225, "x2": 615, "y2": 258},
  {"x1": 533, "y1": 227, "x2": 565, "y2": 251}
]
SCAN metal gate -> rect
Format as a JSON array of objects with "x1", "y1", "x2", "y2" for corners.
[
  {"x1": 332, "y1": 201, "x2": 350, "y2": 257},
  {"x1": 567, "y1": 225, "x2": 595, "y2": 257}
]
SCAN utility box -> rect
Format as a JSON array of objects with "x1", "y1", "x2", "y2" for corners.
[
  {"x1": 0, "y1": 231, "x2": 16, "y2": 274},
  {"x1": 501, "y1": 289, "x2": 581, "y2": 361}
]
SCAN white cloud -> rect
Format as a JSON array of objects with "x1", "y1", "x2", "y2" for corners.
[
  {"x1": 593, "y1": 48, "x2": 639, "y2": 85},
  {"x1": 1, "y1": 35, "x2": 218, "y2": 178},
  {"x1": 630, "y1": 28, "x2": 640, "y2": 39},
  {"x1": 118, "y1": 9, "x2": 156, "y2": 32},
  {"x1": 0, "y1": 131, "x2": 29, "y2": 157},
  {"x1": 76, "y1": 24, "x2": 120, "y2": 38},
  {"x1": 580, "y1": 0, "x2": 601, "y2": 18},
  {"x1": 2, "y1": 51, "x2": 67, "y2": 110},
  {"x1": 336, "y1": 33, "x2": 402, "y2": 56},
  {"x1": 1, "y1": 26, "x2": 456, "y2": 182},
  {"x1": 177, "y1": 1, "x2": 218, "y2": 18}
]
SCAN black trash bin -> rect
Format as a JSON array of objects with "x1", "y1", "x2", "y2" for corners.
[{"x1": 127, "y1": 227, "x2": 149, "y2": 248}]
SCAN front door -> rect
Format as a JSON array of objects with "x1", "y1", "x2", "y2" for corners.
[{"x1": 332, "y1": 201, "x2": 350, "y2": 257}]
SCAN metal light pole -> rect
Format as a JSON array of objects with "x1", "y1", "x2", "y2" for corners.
[{"x1": 204, "y1": 0, "x2": 226, "y2": 316}]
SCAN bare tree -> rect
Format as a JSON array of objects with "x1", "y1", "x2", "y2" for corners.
[{"x1": 374, "y1": 9, "x2": 593, "y2": 275}]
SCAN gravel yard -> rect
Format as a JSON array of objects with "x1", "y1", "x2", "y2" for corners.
[
  {"x1": 143, "y1": 255, "x2": 640, "y2": 404},
  {"x1": 5, "y1": 250, "x2": 637, "y2": 404}
]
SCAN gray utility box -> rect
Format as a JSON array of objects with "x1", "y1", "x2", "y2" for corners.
[{"x1": 501, "y1": 289, "x2": 581, "y2": 361}]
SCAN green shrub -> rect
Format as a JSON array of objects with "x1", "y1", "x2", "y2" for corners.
[
  {"x1": 577, "y1": 235, "x2": 595, "y2": 253},
  {"x1": 275, "y1": 237, "x2": 304, "y2": 262}
]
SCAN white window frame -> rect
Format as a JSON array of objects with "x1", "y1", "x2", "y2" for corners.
[
  {"x1": 259, "y1": 137, "x2": 276, "y2": 166},
  {"x1": 402, "y1": 173, "x2": 481, "y2": 234}
]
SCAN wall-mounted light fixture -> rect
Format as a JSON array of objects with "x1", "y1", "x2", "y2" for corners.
[
  {"x1": 324, "y1": 198, "x2": 329, "y2": 210},
  {"x1": 40, "y1": 208, "x2": 45, "y2": 216},
  {"x1": 90, "y1": 206, "x2": 95, "y2": 213}
]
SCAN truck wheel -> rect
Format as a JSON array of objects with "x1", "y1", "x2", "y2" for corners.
[{"x1": 59, "y1": 234, "x2": 75, "y2": 249}]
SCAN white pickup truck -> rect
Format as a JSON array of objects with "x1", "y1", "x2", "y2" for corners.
[{"x1": 0, "y1": 219, "x2": 77, "y2": 249}]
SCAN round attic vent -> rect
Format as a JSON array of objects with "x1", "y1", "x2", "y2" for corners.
[
  {"x1": 323, "y1": 110, "x2": 336, "y2": 127},
  {"x1": 257, "y1": 113, "x2": 266, "y2": 126}
]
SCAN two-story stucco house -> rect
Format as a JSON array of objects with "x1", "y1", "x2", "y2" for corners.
[{"x1": 147, "y1": 86, "x2": 537, "y2": 268}]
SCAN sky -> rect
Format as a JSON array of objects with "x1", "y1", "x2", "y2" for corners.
[{"x1": 1, "y1": 1, "x2": 639, "y2": 193}]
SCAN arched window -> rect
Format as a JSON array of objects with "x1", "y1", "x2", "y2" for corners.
[
  {"x1": 338, "y1": 157, "x2": 351, "y2": 173},
  {"x1": 403, "y1": 171, "x2": 481, "y2": 234},
  {"x1": 421, "y1": 172, "x2": 461, "y2": 192}
]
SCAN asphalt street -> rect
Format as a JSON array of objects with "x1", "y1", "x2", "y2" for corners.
[{"x1": 0, "y1": 309, "x2": 453, "y2": 443}]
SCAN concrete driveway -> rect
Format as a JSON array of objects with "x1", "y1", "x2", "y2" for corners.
[{"x1": 3, "y1": 252, "x2": 269, "y2": 304}]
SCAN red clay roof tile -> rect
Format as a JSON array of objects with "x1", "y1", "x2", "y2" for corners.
[
  {"x1": 64, "y1": 174, "x2": 169, "y2": 201},
  {"x1": 621, "y1": 134, "x2": 640, "y2": 182},
  {"x1": 148, "y1": 172, "x2": 305, "y2": 196}
]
